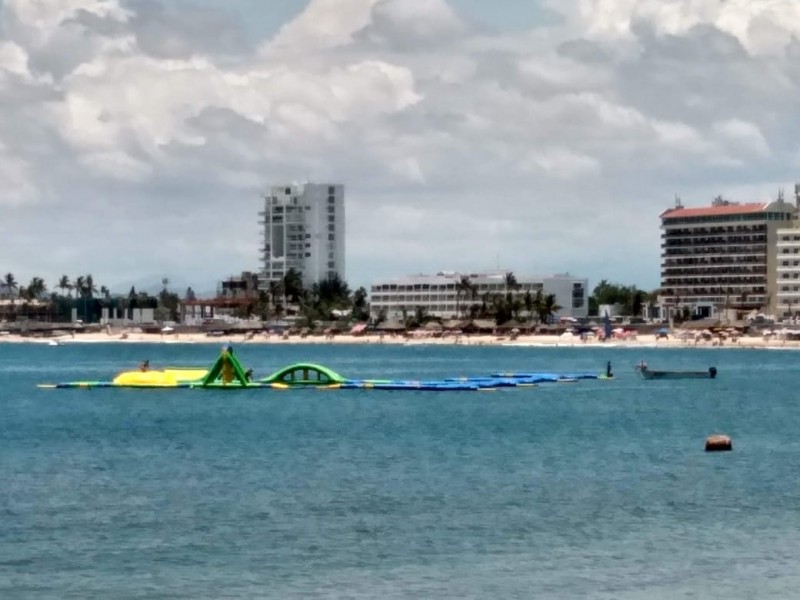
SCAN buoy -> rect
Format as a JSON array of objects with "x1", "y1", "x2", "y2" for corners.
[{"x1": 705, "y1": 434, "x2": 732, "y2": 452}]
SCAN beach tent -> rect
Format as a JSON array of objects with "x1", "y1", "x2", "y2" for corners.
[
  {"x1": 349, "y1": 322, "x2": 368, "y2": 335},
  {"x1": 459, "y1": 320, "x2": 494, "y2": 334},
  {"x1": 376, "y1": 320, "x2": 406, "y2": 332}
]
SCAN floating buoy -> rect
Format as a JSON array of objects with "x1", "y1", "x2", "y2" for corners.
[{"x1": 705, "y1": 434, "x2": 732, "y2": 452}]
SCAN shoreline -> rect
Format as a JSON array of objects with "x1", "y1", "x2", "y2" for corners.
[{"x1": 2, "y1": 331, "x2": 799, "y2": 350}]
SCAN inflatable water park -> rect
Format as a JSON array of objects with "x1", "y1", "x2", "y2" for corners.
[{"x1": 38, "y1": 346, "x2": 614, "y2": 392}]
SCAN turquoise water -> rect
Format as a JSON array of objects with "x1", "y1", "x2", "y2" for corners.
[{"x1": 2, "y1": 342, "x2": 800, "y2": 599}]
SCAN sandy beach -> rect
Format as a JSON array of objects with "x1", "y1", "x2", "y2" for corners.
[{"x1": 1, "y1": 329, "x2": 797, "y2": 350}]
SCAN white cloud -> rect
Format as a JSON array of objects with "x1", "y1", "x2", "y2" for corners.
[
  {"x1": 1, "y1": 0, "x2": 799, "y2": 293},
  {"x1": 713, "y1": 119, "x2": 771, "y2": 159},
  {"x1": 550, "y1": 0, "x2": 800, "y2": 55}
]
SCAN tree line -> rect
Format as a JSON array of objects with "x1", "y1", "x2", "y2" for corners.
[
  {"x1": 2, "y1": 270, "x2": 659, "y2": 326},
  {"x1": 0, "y1": 272, "x2": 180, "y2": 323}
]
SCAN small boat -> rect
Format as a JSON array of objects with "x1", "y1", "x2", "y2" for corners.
[{"x1": 636, "y1": 364, "x2": 717, "y2": 380}]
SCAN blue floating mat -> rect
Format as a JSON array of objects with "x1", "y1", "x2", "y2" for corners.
[{"x1": 491, "y1": 372, "x2": 598, "y2": 380}]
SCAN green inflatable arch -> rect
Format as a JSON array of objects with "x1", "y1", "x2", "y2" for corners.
[{"x1": 260, "y1": 363, "x2": 346, "y2": 386}]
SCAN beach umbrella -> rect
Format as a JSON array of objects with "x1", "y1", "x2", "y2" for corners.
[{"x1": 656, "y1": 327, "x2": 670, "y2": 334}]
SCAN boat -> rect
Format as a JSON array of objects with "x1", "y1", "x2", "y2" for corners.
[{"x1": 636, "y1": 364, "x2": 717, "y2": 380}]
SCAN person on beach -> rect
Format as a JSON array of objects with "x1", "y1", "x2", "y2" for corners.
[{"x1": 606, "y1": 361, "x2": 613, "y2": 378}]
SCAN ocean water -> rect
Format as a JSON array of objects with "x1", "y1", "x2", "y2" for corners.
[{"x1": 2, "y1": 341, "x2": 800, "y2": 599}]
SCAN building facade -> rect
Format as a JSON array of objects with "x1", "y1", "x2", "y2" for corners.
[
  {"x1": 659, "y1": 195, "x2": 797, "y2": 319},
  {"x1": 369, "y1": 271, "x2": 588, "y2": 321},
  {"x1": 774, "y1": 185, "x2": 800, "y2": 317},
  {"x1": 259, "y1": 183, "x2": 345, "y2": 289}
]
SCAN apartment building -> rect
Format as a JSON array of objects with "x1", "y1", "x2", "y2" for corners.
[
  {"x1": 259, "y1": 183, "x2": 345, "y2": 289},
  {"x1": 659, "y1": 195, "x2": 797, "y2": 319},
  {"x1": 369, "y1": 271, "x2": 588, "y2": 320}
]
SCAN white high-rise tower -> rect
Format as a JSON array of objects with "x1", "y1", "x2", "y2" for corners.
[{"x1": 259, "y1": 183, "x2": 346, "y2": 289}]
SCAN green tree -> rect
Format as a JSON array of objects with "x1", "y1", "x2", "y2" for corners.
[
  {"x1": 456, "y1": 275, "x2": 472, "y2": 318},
  {"x1": 57, "y1": 275, "x2": 72, "y2": 298},
  {"x1": 504, "y1": 272, "x2": 519, "y2": 297},
  {"x1": 352, "y1": 286, "x2": 370, "y2": 321},
  {"x1": 541, "y1": 293, "x2": 562, "y2": 324},
  {"x1": 3, "y1": 273, "x2": 18, "y2": 298},
  {"x1": 413, "y1": 306, "x2": 429, "y2": 327},
  {"x1": 283, "y1": 269, "x2": 305, "y2": 303},
  {"x1": 26, "y1": 277, "x2": 47, "y2": 299}
]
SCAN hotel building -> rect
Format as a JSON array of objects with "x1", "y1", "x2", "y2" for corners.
[
  {"x1": 259, "y1": 183, "x2": 345, "y2": 289},
  {"x1": 774, "y1": 185, "x2": 800, "y2": 317},
  {"x1": 659, "y1": 195, "x2": 797, "y2": 319},
  {"x1": 369, "y1": 272, "x2": 588, "y2": 321}
]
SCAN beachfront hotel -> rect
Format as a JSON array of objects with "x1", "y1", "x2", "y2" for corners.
[
  {"x1": 369, "y1": 272, "x2": 589, "y2": 321},
  {"x1": 659, "y1": 192, "x2": 798, "y2": 320},
  {"x1": 774, "y1": 185, "x2": 800, "y2": 317},
  {"x1": 259, "y1": 183, "x2": 345, "y2": 289}
]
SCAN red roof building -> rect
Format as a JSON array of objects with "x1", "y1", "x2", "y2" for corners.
[{"x1": 659, "y1": 197, "x2": 797, "y2": 320}]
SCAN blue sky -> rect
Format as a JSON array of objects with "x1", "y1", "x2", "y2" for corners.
[{"x1": 2, "y1": 0, "x2": 799, "y2": 295}]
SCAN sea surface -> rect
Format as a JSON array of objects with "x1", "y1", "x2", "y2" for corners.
[{"x1": 2, "y1": 341, "x2": 800, "y2": 599}]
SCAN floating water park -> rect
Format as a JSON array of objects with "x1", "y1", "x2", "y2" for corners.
[{"x1": 38, "y1": 346, "x2": 614, "y2": 391}]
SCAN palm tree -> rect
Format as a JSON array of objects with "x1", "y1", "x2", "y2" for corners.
[
  {"x1": 283, "y1": 268, "x2": 304, "y2": 304},
  {"x1": 456, "y1": 275, "x2": 472, "y2": 318},
  {"x1": 533, "y1": 290, "x2": 546, "y2": 324},
  {"x1": 26, "y1": 277, "x2": 47, "y2": 299},
  {"x1": 541, "y1": 293, "x2": 562, "y2": 324},
  {"x1": 523, "y1": 291, "x2": 534, "y2": 322},
  {"x1": 3, "y1": 273, "x2": 17, "y2": 298},
  {"x1": 84, "y1": 274, "x2": 97, "y2": 298},
  {"x1": 504, "y1": 272, "x2": 519, "y2": 298},
  {"x1": 352, "y1": 287, "x2": 369, "y2": 321},
  {"x1": 268, "y1": 280, "x2": 284, "y2": 318},
  {"x1": 57, "y1": 275, "x2": 72, "y2": 298}
]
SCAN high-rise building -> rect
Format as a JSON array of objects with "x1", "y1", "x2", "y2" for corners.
[
  {"x1": 259, "y1": 183, "x2": 345, "y2": 289},
  {"x1": 774, "y1": 184, "x2": 800, "y2": 317},
  {"x1": 659, "y1": 194, "x2": 796, "y2": 319}
]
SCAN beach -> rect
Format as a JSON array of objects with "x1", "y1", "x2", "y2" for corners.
[{"x1": 0, "y1": 328, "x2": 795, "y2": 349}]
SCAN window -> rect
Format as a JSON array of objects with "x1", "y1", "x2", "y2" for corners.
[
  {"x1": 305, "y1": 252, "x2": 311, "y2": 258},
  {"x1": 328, "y1": 234, "x2": 335, "y2": 241},
  {"x1": 328, "y1": 261, "x2": 335, "y2": 268},
  {"x1": 285, "y1": 187, "x2": 291, "y2": 195},
  {"x1": 328, "y1": 186, "x2": 335, "y2": 195},
  {"x1": 328, "y1": 224, "x2": 335, "y2": 232},
  {"x1": 328, "y1": 215, "x2": 335, "y2": 223},
  {"x1": 328, "y1": 197, "x2": 335, "y2": 204}
]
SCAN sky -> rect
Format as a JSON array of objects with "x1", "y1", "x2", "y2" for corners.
[{"x1": 2, "y1": 0, "x2": 800, "y2": 295}]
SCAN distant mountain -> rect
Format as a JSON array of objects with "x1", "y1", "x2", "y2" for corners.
[{"x1": 107, "y1": 275, "x2": 217, "y2": 298}]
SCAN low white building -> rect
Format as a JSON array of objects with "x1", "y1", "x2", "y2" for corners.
[{"x1": 369, "y1": 271, "x2": 588, "y2": 320}]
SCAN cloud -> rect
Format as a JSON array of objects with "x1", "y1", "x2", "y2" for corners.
[{"x1": 2, "y1": 0, "x2": 799, "y2": 294}]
